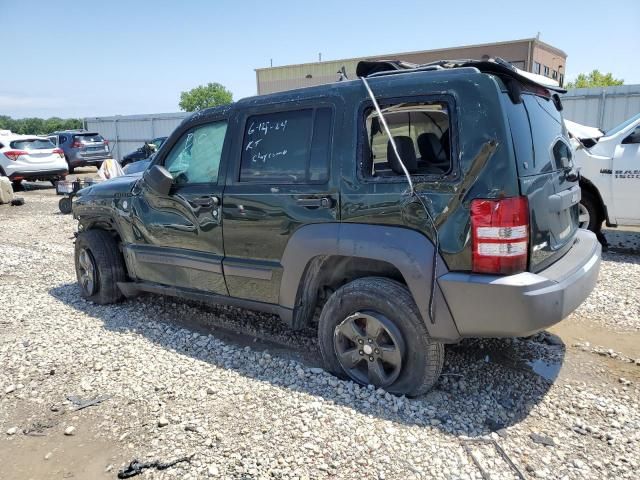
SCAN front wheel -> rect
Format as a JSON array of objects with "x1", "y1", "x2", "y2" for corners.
[
  {"x1": 318, "y1": 277, "x2": 444, "y2": 397},
  {"x1": 58, "y1": 197, "x2": 72, "y2": 214},
  {"x1": 74, "y1": 230, "x2": 126, "y2": 304},
  {"x1": 579, "y1": 191, "x2": 601, "y2": 232}
]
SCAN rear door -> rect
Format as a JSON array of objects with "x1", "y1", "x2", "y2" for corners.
[
  {"x1": 73, "y1": 133, "x2": 109, "y2": 158},
  {"x1": 504, "y1": 92, "x2": 580, "y2": 272},
  {"x1": 222, "y1": 102, "x2": 339, "y2": 304},
  {"x1": 10, "y1": 138, "x2": 61, "y2": 165}
]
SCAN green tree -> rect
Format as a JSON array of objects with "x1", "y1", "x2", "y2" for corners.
[
  {"x1": 0, "y1": 116, "x2": 82, "y2": 135},
  {"x1": 179, "y1": 82, "x2": 233, "y2": 112},
  {"x1": 565, "y1": 70, "x2": 624, "y2": 89}
]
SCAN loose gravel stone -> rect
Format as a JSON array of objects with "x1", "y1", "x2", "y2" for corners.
[
  {"x1": 0, "y1": 187, "x2": 639, "y2": 480},
  {"x1": 64, "y1": 426, "x2": 76, "y2": 436}
]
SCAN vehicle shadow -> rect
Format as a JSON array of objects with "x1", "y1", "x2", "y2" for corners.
[{"x1": 49, "y1": 283, "x2": 562, "y2": 437}]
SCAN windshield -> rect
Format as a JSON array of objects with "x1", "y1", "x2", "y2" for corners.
[
  {"x1": 10, "y1": 139, "x2": 55, "y2": 150},
  {"x1": 605, "y1": 113, "x2": 640, "y2": 137}
]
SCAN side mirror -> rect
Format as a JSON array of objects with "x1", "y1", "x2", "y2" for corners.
[{"x1": 142, "y1": 165, "x2": 173, "y2": 196}]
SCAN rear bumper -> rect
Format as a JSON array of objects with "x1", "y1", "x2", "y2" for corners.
[
  {"x1": 438, "y1": 229, "x2": 601, "y2": 338},
  {"x1": 7, "y1": 168, "x2": 68, "y2": 181},
  {"x1": 68, "y1": 152, "x2": 112, "y2": 167}
]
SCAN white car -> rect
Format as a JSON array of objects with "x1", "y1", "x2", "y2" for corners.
[
  {"x1": 0, "y1": 130, "x2": 69, "y2": 187},
  {"x1": 566, "y1": 114, "x2": 640, "y2": 232}
]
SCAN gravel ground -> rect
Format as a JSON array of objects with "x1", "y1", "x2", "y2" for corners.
[{"x1": 1, "y1": 183, "x2": 639, "y2": 479}]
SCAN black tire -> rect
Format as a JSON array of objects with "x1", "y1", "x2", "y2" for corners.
[
  {"x1": 74, "y1": 230, "x2": 126, "y2": 304},
  {"x1": 579, "y1": 191, "x2": 602, "y2": 232},
  {"x1": 11, "y1": 180, "x2": 23, "y2": 191},
  {"x1": 318, "y1": 277, "x2": 444, "y2": 397},
  {"x1": 58, "y1": 197, "x2": 73, "y2": 214},
  {"x1": 65, "y1": 156, "x2": 75, "y2": 174}
]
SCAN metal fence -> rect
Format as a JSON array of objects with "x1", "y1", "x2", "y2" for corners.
[
  {"x1": 84, "y1": 113, "x2": 188, "y2": 161},
  {"x1": 561, "y1": 84, "x2": 640, "y2": 131}
]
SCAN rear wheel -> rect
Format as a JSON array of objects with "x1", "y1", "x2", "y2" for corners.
[
  {"x1": 74, "y1": 230, "x2": 126, "y2": 304},
  {"x1": 318, "y1": 277, "x2": 444, "y2": 397}
]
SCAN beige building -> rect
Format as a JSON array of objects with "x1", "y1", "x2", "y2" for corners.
[{"x1": 256, "y1": 38, "x2": 566, "y2": 95}]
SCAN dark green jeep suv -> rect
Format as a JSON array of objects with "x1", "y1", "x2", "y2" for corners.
[{"x1": 72, "y1": 59, "x2": 601, "y2": 396}]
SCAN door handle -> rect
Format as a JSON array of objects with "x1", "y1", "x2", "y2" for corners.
[
  {"x1": 191, "y1": 196, "x2": 220, "y2": 207},
  {"x1": 297, "y1": 197, "x2": 333, "y2": 208}
]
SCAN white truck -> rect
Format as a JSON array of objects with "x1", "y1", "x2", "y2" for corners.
[{"x1": 567, "y1": 114, "x2": 640, "y2": 233}]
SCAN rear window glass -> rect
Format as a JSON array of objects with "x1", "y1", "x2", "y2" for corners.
[
  {"x1": 10, "y1": 139, "x2": 55, "y2": 150},
  {"x1": 74, "y1": 133, "x2": 104, "y2": 143},
  {"x1": 505, "y1": 93, "x2": 566, "y2": 176},
  {"x1": 362, "y1": 101, "x2": 451, "y2": 178}
]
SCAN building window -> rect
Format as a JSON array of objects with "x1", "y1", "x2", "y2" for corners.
[
  {"x1": 543, "y1": 65, "x2": 550, "y2": 77},
  {"x1": 559, "y1": 73, "x2": 564, "y2": 87},
  {"x1": 510, "y1": 60, "x2": 525, "y2": 70},
  {"x1": 552, "y1": 70, "x2": 558, "y2": 80},
  {"x1": 533, "y1": 62, "x2": 541, "y2": 75}
]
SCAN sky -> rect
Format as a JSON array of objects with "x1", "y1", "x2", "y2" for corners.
[{"x1": 1, "y1": 0, "x2": 639, "y2": 119}]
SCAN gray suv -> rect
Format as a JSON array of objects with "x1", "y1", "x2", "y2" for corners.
[{"x1": 49, "y1": 130, "x2": 111, "y2": 173}]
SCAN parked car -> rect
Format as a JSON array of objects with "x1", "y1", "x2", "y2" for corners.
[
  {"x1": 120, "y1": 137, "x2": 167, "y2": 167},
  {"x1": 0, "y1": 130, "x2": 68, "y2": 188},
  {"x1": 566, "y1": 114, "x2": 640, "y2": 233},
  {"x1": 71, "y1": 59, "x2": 601, "y2": 396},
  {"x1": 48, "y1": 130, "x2": 111, "y2": 173}
]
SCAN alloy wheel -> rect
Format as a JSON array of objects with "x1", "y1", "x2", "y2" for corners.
[
  {"x1": 78, "y1": 248, "x2": 97, "y2": 295},
  {"x1": 333, "y1": 311, "x2": 406, "y2": 388}
]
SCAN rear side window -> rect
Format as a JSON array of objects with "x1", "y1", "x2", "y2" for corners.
[
  {"x1": 361, "y1": 101, "x2": 452, "y2": 178},
  {"x1": 240, "y1": 108, "x2": 333, "y2": 183},
  {"x1": 10, "y1": 139, "x2": 55, "y2": 150},
  {"x1": 74, "y1": 133, "x2": 104, "y2": 143}
]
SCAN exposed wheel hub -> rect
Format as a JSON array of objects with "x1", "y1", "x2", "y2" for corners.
[{"x1": 333, "y1": 311, "x2": 406, "y2": 388}]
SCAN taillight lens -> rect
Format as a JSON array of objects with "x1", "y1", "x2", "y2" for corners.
[
  {"x1": 103, "y1": 139, "x2": 109, "y2": 145},
  {"x1": 3, "y1": 150, "x2": 28, "y2": 161},
  {"x1": 71, "y1": 141, "x2": 83, "y2": 148},
  {"x1": 471, "y1": 196, "x2": 529, "y2": 275},
  {"x1": 53, "y1": 148, "x2": 64, "y2": 158}
]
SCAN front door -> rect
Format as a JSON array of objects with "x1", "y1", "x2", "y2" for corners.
[
  {"x1": 129, "y1": 119, "x2": 229, "y2": 293},
  {"x1": 612, "y1": 125, "x2": 640, "y2": 225},
  {"x1": 222, "y1": 104, "x2": 339, "y2": 304}
]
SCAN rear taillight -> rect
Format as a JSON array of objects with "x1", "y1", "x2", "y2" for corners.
[
  {"x1": 71, "y1": 141, "x2": 83, "y2": 148},
  {"x1": 471, "y1": 196, "x2": 529, "y2": 275},
  {"x1": 53, "y1": 148, "x2": 64, "y2": 158},
  {"x1": 103, "y1": 139, "x2": 109, "y2": 145},
  {"x1": 3, "y1": 150, "x2": 28, "y2": 161}
]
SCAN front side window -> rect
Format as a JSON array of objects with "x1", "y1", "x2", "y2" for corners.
[
  {"x1": 362, "y1": 101, "x2": 452, "y2": 178},
  {"x1": 163, "y1": 121, "x2": 227, "y2": 184},
  {"x1": 240, "y1": 108, "x2": 332, "y2": 183}
]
